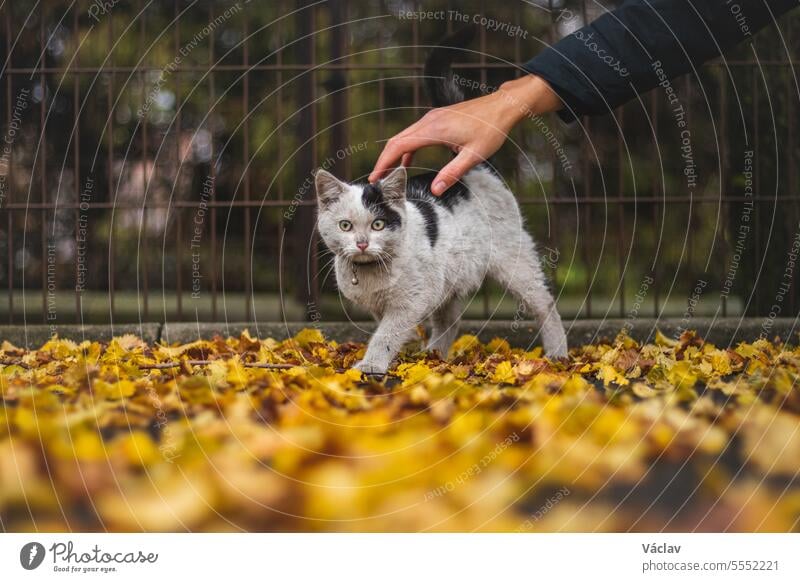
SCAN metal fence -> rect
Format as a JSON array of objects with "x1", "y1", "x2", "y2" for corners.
[{"x1": 1, "y1": 0, "x2": 798, "y2": 324}]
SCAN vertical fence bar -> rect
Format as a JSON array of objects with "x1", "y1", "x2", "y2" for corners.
[
  {"x1": 788, "y1": 55, "x2": 798, "y2": 316},
  {"x1": 512, "y1": 1, "x2": 522, "y2": 199},
  {"x1": 782, "y1": 15, "x2": 797, "y2": 316},
  {"x1": 5, "y1": 2, "x2": 14, "y2": 323},
  {"x1": 107, "y1": 8, "x2": 116, "y2": 317},
  {"x1": 719, "y1": 70, "x2": 728, "y2": 317},
  {"x1": 580, "y1": 0, "x2": 592, "y2": 319},
  {"x1": 581, "y1": 133, "x2": 592, "y2": 320},
  {"x1": 274, "y1": 1, "x2": 282, "y2": 321},
  {"x1": 73, "y1": 3, "x2": 81, "y2": 322},
  {"x1": 412, "y1": 0, "x2": 419, "y2": 110},
  {"x1": 651, "y1": 90, "x2": 660, "y2": 317},
  {"x1": 174, "y1": 0, "x2": 183, "y2": 319},
  {"x1": 791, "y1": 21, "x2": 798, "y2": 316},
  {"x1": 243, "y1": 8, "x2": 252, "y2": 321},
  {"x1": 480, "y1": 0, "x2": 490, "y2": 318},
  {"x1": 377, "y1": 2, "x2": 384, "y2": 143},
  {"x1": 685, "y1": 77, "x2": 694, "y2": 304},
  {"x1": 546, "y1": 0, "x2": 560, "y2": 271},
  {"x1": 752, "y1": 70, "x2": 761, "y2": 314},
  {"x1": 209, "y1": 1, "x2": 217, "y2": 321},
  {"x1": 343, "y1": 1, "x2": 351, "y2": 178},
  {"x1": 40, "y1": 7, "x2": 47, "y2": 323},
  {"x1": 291, "y1": 0, "x2": 316, "y2": 320},
  {"x1": 5, "y1": 211, "x2": 11, "y2": 323},
  {"x1": 140, "y1": 0, "x2": 150, "y2": 320},
  {"x1": 329, "y1": 1, "x2": 347, "y2": 175},
  {"x1": 309, "y1": 4, "x2": 320, "y2": 318},
  {"x1": 616, "y1": 109, "x2": 625, "y2": 317}
]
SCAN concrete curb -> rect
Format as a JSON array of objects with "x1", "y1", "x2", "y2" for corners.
[
  {"x1": 0, "y1": 324, "x2": 162, "y2": 349},
  {"x1": 1, "y1": 318, "x2": 797, "y2": 349},
  {"x1": 163, "y1": 318, "x2": 800, "y2": 348}
]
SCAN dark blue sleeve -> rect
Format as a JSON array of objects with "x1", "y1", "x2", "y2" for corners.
[{"x1": 522, "y1": 0, "x2": 798, "y2": 121}]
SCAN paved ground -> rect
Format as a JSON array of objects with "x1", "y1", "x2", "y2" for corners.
[{"x1": 0, "y1": 317, "x2": 797, "y2": 348}]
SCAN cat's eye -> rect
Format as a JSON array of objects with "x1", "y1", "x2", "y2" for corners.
[
  {"x1": 371, "y1": 219, "x2": 386, "y2": 231},
  {"x1": 338, "y1": 220, "x2": 352, "y2": 232}
]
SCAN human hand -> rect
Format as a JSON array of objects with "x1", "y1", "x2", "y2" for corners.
[{"x1": 369, "y1": 74, "x2": 561, "y2": 194}]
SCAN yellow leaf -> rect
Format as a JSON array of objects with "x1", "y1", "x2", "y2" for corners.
[
  {"x1": 0, "y1": 339, "x2": 22, "y2": 352},
  {"x1": 632, "y1": 382, "x2": 659, "y2": 398},
  {"x1": 226, "y1": 359, "x2": 249, "y2": 389},
  {"x1": 486, "y1": 338, "x2": 511, "y2": 355},
  {"x1": 409, "y1": 385, "x2": 430, "y2": 405},
  {"x1": 709, "y1": 349, "x2": 732, "y2": 375},
  {"x1": 115, "y1": 334, "x2": 146, "y2": 351},
  {"x1": 598, "y1": 364, "x2": 629, "y2": 386},
  {"x1": 562, "y1": 374, "x2": 590, "y2": 395},
  {"x1": 397, "y1": 362, "x2": 432, "y2": 386},
  {"x1": 735, "y1": 342, "x2": 760, "y2": 358},
  {"x1": 117, "y1": 431, "x2": 161, "y2": 467},
  {"x1": 344, "y1": 368, "x2": 363, "y2": 383},
  {"x1": 294, "y1": 328, "x2": 324, "y2": 348},
  {"x1": 179, "y1": 375, "x2": 217, "y2": 404},
  {"x1": 523, "y1": 347, "x2": 544, "y2": 359},
  {"x1": 654, "y1": 329, "x2": 677, "y2": 348},
  {"x1": 157, "y1": 340, "x2": 206, "y2": 359},
  {"x1": 491, "y1": 361, "x2": 515, "y2": 384},
  {"x1": 666, "y1": 361, "x2": 698, "y2": 392},
  {"x1": 206, "y1": 360, "x2": 228, "y2": 386},
  {"x1": 94, "y1": 379, "x2": 137, "y2": 400},
  {"x1": 767, "y1": 368, "x2": 796, "y2": 395},
  {"x1": 67, "y1": 431, "x2": 107, "y2": 461},
  {"x1": 449, "y1": 334, "x2": 481, "y2": 358}
]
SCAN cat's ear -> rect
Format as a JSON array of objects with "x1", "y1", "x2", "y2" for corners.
[
  {"x1": 314, "y1": 169, "x2": 345, "y2": 206},
  {"x1": 380, "y1": 166, "x2": 407, "y2": 204}
]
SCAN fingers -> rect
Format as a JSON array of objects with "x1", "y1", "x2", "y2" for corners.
[
  {"x1": 401, "y1": 152, "x2": 413, "y2": 168},
  {"x1": 431, "y1": 150, "x2": 480, "y2": 195},
  {"x1": 368, "y1": 119, "x2": 422, "y2": 181},
  {"x1": 368, "y1": 138, "x2": 408, "y2": 182},
  {"x1": 369, "y1": 133, "x2": 432, "y2": 182}
]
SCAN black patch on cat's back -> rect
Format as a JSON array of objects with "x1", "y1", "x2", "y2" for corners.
[
  {"x1": 408, "y1": 198, "x2": 439, "y2": 246},
  {"x1": 407, "y1": 172, "x2": 470, "y2": 211},
  {"x1": 361, "y1": 183, "x2": 402, "y2": 228}
]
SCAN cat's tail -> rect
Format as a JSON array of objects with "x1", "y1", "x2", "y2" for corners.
[
  {"x1": 423, "y1": 25, "x2": 476, "y2": 107},
  {"x1": 424, "y1": 26, "x2": 501, "y2": 176}
]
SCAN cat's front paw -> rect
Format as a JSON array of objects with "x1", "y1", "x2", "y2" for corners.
[
  {"x1": 544, "y1": 345, "x2": 569, "y2": 361},
  {"x1": 353, "y1": 359, "x2": 388, "y2": 377},
  {"x1": 424, "y1": 344, "x2": 447, "y2": 360}
]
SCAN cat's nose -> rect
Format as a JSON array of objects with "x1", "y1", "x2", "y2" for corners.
[{"x1": 356, "y1": 241, "x2": 369, "y2": 251}]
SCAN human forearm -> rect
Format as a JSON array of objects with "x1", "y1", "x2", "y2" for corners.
[
  {"x1": 524, "y1": 0, "x2": 798, "y2": 121},
  {"x1": 495, "y1": 74, "x2": 564, "y2": 123},
  {"x1": 369, "y1": 74, "x2": 561, "y2": 192}
]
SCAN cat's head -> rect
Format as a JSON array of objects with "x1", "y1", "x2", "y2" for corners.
[{"x1": 314, "y1": 166, "x2": 407, "y2": 264}]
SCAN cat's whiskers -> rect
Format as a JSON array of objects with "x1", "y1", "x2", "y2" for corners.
[
  {"x1": 316, "y1": 255, "x2": 339, "y2": 289},
  {"x1": 319, "y1": 260, "x2": 338, "y2": 290},
  {"x1": 375, "y1": 251, "x2": 391, "y2": 274},
  {"x1": 315, "y1": 247, "x2": 334, "y2": 261},
  {"x1": 318, "y1": 255, "x2": 337, "y2": 276}
]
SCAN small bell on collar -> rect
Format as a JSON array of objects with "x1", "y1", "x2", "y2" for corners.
[{"x1": 351, "y1": 263, "x2": 359, "y2": 286}]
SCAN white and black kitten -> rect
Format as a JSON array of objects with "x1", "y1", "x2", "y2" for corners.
[{"x1": 314, "y1": 31, "x2": 567, "y2": 375}]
